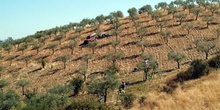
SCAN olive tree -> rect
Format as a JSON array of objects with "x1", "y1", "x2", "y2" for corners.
[
  {"x1": 191, "y1": 7, "x2": 202, "y2": 20},
  {"x1": 168, "y1": 51, "x2": 186, "y2": 69},
  {"x1": 22, "y1": 55, "x2": 32, "y2": 67},
  {"x1": 181, "y1": 22, "x2": 194, "y2": 35},
  {"x1": 202, "y1": 16, "x2": 214, "y2": 28},
  {"x1": 16, "y1": 79, "x2": 29, "y2": 95},
  {"x1": 139, "y1": 4, "x2": 152, "y2": 15},
  {"x1": 88, "y1": 68, "x2": 119, "y2": 103},
  {"x1": 88, "y1": 41, "x2": 98, "y2": 54},
  {"x1": 0, "y1": 79, "x2": 8, "y2": 92},
  {"x1": 197, "y1": 41, "x2": 216, "y2": 59},
  {"x1": 136, "y1": 40, "x2": 150, "y2": 54},
  {"x1": 127, "y1": 7, "x2": 138, "y2": 22},
  {"x1": 175, "y1": 13, "x2": 187, "y2": 25},
  {"x1": 32, "y1": 42, "x2": 43, "y2": 55},
  {"x1": 160, "y1": 30, "x2": 172, "y2": 45},
  {"x1": 18, "y1": 43, "x2": 28, "y2": 54},
  {"x1": 56, "y1": 55, "x2": 70, "y2": 69},
  {"x1": 107, "y1": 50, "x2": 124, "y2": 66},
  {"x1": 0, "y1": 90, "x2": 20, "y2": 110},
  {"x1": 111, "y1": 40, "x2": 120, "y2": 53},
  {"x1": 47, "y1": 42, "x2": 58, "y2": 55}
]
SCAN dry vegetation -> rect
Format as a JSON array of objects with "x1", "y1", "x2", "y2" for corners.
[{"x1": 1, "y1": 3, "x2": 220, "y2": 109}]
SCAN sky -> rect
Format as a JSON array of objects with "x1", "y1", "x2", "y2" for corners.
[{"x1": 0, "y1": 0, "x2": 173, "y2": 41}]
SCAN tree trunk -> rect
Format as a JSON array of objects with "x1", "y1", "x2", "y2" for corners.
[
  {"x1": 196, "y1": 14, "x2": 198, "y2": 20},
  {"x1": 205, "y1": 52, "x2": 208, "y2": 60},
  {"x1": 36, "y1": 48, "x2": 39, "y2": 55},
  {"x1": 92, "y1": 48, "x2": 95, "y2": 54},
  {"x1": 22, "y1": 86, "x2": 25, "y2": 95},
  {"x1": 64, "y1": 62, "x2": 66, "y2": 69},
  {"x1": 177, "y1": 60, "x2": 180, "y2": 69},
  {"x1": 104, "y1": 89, "x2": 108, "y2": 103},
  {"x1": 26, "y1": 60, "x2": 28, "y2": 67},
  {"x1": 83, "y1": 74, "x2": 86, "y2": 81},
  {"x1": 71, "y1": 48, "x2": 74, "y2": 55},
  {"x1": 112, "y1": 59, "x2": 116, "y2": 66}
]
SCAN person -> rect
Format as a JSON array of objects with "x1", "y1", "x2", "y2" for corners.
[
  {"x1": 144, "y1": 59, "x2": 148, "y2": 68},
  {"x1": 119, "y1": 81, "x2": 126, "y2": 93}
]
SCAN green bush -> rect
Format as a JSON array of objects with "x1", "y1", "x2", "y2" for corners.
[
  {"x1": 69, "y1": 77, "x2": 83, "y2": 96},
  {"x1": 65, "y1": 99, "x2": 110, "y2": 110},
  {"x1": 208, "y1": 56, "x2": 220, "y2": 68},
  {"x1": 120, "y1": 93, "x2": 136, "y2": 109},
  {"x1": 191, "y1": 60, "x2": 209, "y2": 79},
  {"x1": 0, "y1": 90, "x2": 20, "y2": 110},
  {"x1": 176, "y1": 59, "x2": 209, "y2": 82}
]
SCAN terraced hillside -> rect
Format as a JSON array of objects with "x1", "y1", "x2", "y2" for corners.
[{"x1": 0, "y1": 2, "x2": 220, "y2": 109}]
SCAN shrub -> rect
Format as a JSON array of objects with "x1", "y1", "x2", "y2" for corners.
[
  {"x1": 191, "y1": 60, "x2": 209, "y2": 79},
  {"x1": 138, "y1": 96, "x2": 146, "y2": 105},
  {"x1": 176, "y1": 59, "x2": 209, "y2": 82},
  {"x1": 69, "y1": 77, "x2": 83, "y2": 96},
  {"x1": 65, "y1": 99, "x2": 110, "y2": 110},
  {"x1": 120, "y1": 93, "x2": 136, "y2": 109},
  {"x1": 208, "y1": 56, "x2": 220, "y2": 68}
]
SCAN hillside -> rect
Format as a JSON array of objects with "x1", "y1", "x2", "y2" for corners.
[{"x1": 0, "y1": 2, "x2": 220, "y2": 110}]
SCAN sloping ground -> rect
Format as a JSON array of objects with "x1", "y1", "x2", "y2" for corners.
[
  {"x1": 0, "y1": 7, "x2": 220, "y2": 96},
  {"x1": 127, "y1": 69, "x2": 220, "y2": 110}
]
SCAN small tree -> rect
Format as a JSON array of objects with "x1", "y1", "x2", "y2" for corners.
[
  {"x1": 136, "y1": 40, "x2": 150, "y2": 54},
  {"x1": 88, "y1": 68, "x2": 119, "y2": 103},
  {"x1": 54, "y1": 35, "x2": 63, "y2": 45},
  {"x1": 127, "y1": 7, "x2": 138, "y2": 21},
  {"x1": 181, "y1": 22, "x2": 194, "y2": 34},
  {"x1": 56, "y1": 55, "x2": 70, "y2": 69},
  {"x1": 69, "y1": 77, "x2": 83, "y2": 96},
  {"x1": 47, "y1": 42, "x2": 58, "y2": 55},
  {"x1": 150, "y1": 11, "x2": 163, "y2": 22},
  {"x1": 39, "y1": 35, "x2": 49, "y2": 45},
  {"x1": 202, "y1": 16, "x2": 214, "y2": 28},
  {"x1": 111, "y1": 19, "x2": 122, "y2": 41},
  {"x1": 138, "y1": 4, "x2": 152, "y2": 15},
  {"x1": 32, "y1": 42, "x2": 43, "y2": 55},
  {"x1": 138, "y1": 53, "x2": 159, "y2": 81},
  {"x1": 95, "y1": 14, "x2": 105, "y2": 25},
  {"x1": 120, "y1": 93, "x2": 136, "y2": 109},
  {"x1": 137, "y1": 27, "x2": 148, "y2": 41},
  {"x1": 156, "y1": 19, "x2": 167, "y2": 32},
  {"x1": 191, "y1": 7, "x2": 202, "y2": 20},
  {"x1": 167, "y1": 4, "x2": 178, "y2": 18},
  {"x1": 197, "y1": 41, "x2": 216, "y2": 59},
  {"x1": 208, "y1": 4, "x2": 218, "y2": 15},
  {"x1": 22, "y1": 55, "x2": 32, "y2": 67},
  {"x1": 88, "y1": 41, "x2": 98, "y2": 54},
  {"x1": 0, "y1": 79, "x2": 8, "y2": 92},
  {"x1": 107, "y1": 50, "x2": 124, "y2": 66},
  {"x1": 175, "y1": 13, "x2": 187, "y2": 25},
  {"x1": 78, "y1": 64, "x2": 88, "y2": 81},
  {"x1": 168, "y1": 51, "x2": 186, "y2": 69},
  {"x1": 155, "y1": 2, "x2": 168, "y2": 11},
  {"x1": 3, "y1": 43, "x2": 12, "y2": 54},
  {"x1": 82, "y1": 54, "x2": 93, "y2": 68},
  {"x1": 16, "y1": 79, "x2": 29, "y2": 95},
  {"x1": 67, "y1": 40, "x2": 78, "y2": 55},
  {"x1": 68, "y1": 33, "x2": 80, "y2": 41},
  {"x1": 6, "y1": 55, "x2": 16, "y2": 66},
  {"x1": 111, "y1": 40, "x2": 120, "y2": 53},
  {"x1": 160, "y1": 30, "x2": 171, "y2": 45},
  {"x1": 0, "y1": 90, "x2": 20, "y2": 110},
  {"x1": 18, "y1": 43, "x2": 28, "y2": 54}
]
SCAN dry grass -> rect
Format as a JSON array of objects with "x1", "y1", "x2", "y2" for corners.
[{"x1": 0, "y1": 5, "x2": 220, "y2": 109}]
